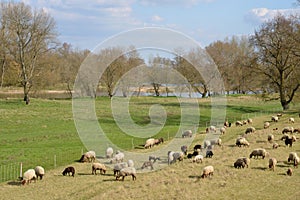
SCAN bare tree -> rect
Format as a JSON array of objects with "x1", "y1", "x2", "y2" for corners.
[
  {"x1": 1, "y1": 2, "x2": 57, "y2": 104},
  {"x1": 250, "y1": 14, "x2": 300, "y2": 110}
]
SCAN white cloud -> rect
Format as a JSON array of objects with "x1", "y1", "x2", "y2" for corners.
[
  {"x1": 151, "y1": 15, "x2": 164, "y2": 22},
  {"x1": 245, "y1": 8, "x2": 300, "y2": 24},
  {"x1": 139, "y1": 0, "x2": 214, "y2": 6}
]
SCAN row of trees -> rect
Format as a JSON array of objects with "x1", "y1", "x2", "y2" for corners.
[{"x1": 0, "y1": 2, "x2": 299, "y2": 110}]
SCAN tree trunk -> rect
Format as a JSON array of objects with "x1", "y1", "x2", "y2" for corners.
[{"x1": 281, "y1": 100, "x2": 289, "y2": 110}]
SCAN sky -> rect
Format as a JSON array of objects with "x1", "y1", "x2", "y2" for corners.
[{"x1": 19, "y1": 0, "x2": 300, "y2": 51}]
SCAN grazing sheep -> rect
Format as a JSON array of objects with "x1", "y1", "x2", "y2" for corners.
[
  {"x1": 293, "y1": 128, "x2": 300, "y2": 133},
  {"x1": 113, "y1": 162, "x2": 128, "y2": 176},
  {"x1": 220, "y1": 126, "x2": 226, "y2": 134},
  {"x1": 187, "y1": 150, "x2": 200, "y2": 159},
  {"x1": 106, "y1": 147, "x2": 114, "y2": 158},
  {"x1": 272, "y1": 143, "x2": 279, "y2": 149},
  {"x1": 193, "y1": 144, "x2": 202, "y2": 151},
  {"x1": 238, "y1": 157, "x2": 250, "y2": 168},
  {"x1": 144, "y1": 138, "x2": 156, "y2": 149},
  {"x1": 282, "y1": 127, "x2": 294, "y2": 134},
  {"x1": 245, "y1": 127, "x2": 256, "y2": 134},
  {"x1": 181, "y1": 145, "x2": 188, "y2": 155},
  {"x1": 288, "y1": 118, "x2": 295, "y2": 123},
  {"x1": 116, "y1": 167, "x2": 137, "y2": 181},
  {"x1": 247, "y1": 118, "x2": 253, "y2": 124},
  {"x1": 193, "y1": 155, "x2": 204, "y2": 163},
  {"x1": 264, "y1": 122, "x2": 270, "y2": 129},
  {"x1": 267, "y1": 134, "x2": 274, "y2": 143},
  {"x1": 62, "y1": 166, "x2": 75, "y2": 177},
  {"x1": 288, "y1": 152, "x2": 298, "y2": 163},
  {"x1": 236, "y1": 137, "x2": 250, "y2": 147},
  {"x1": 92, "y1": 163, "x2": 106, "y2": 175},
  {"x1": 234, "y1": 159, "x2": 246, "y2": 169},
  {"x1": 141, "y1": 161, "x2": 154, "y2": 170},
  {"x1": 201, "y1": 165, "x2": 214, "y2": 178},
  {"x1": 206, "y1": 126, "x2": 217, "y2": 133},
  {"x1": 268, "y1": 158, "x2": 277, "y2": 171},
  {"x1": 271, "y1": 116, "x2": 279, "y2": 122},
  {"x1": 153, "y1": 138, "x2": 164, "y2": 146},
  {"x1": 210, "y1": 138, "x2": 222, "y2": 146},
  {"x1": 285, "y1": 136, "x2": 297, "y2": 147},
  {"x1": 281, "y1": 134, "x2": 289, "y2": 140},
  {"x1": 127, "y1": 160, "x2": 134, "y2": 167},
  {"x1": 79, "y1": 151, "x2": 96, "y2": 163},
  {"x1": 182, "y1": 130, "x2": 193, "y2": 138},
  {"x1": 168, "y1": 151, "x2": 184, "y2": 165},
  {"x1": 203, "y1": 140, "x2": 211, "y2": 149},
  {"x1": 277, "y1": 113, "x2": 282, "y2": 117},
  {"x1": 21, "y1": 169, "x2": 37, "y2": 185},
  {"x1": 224, "y1": 121, "x2": 229, "y2": 127},
  {"x1": 149, "y1": 155, "x2": 160, "y2": 163},
  {"x1": 249, "y1": 148, "x2": 268, "y2": 159},
  {"x1": 206, "y1": 150, "x2": 214, "y2": 158},
  {"x1": 287, "y1": 168, "x2": 293, "y2": 176},
  {"x1": 110, "y1": 151, "x2": 125, "y2": 163},
  {"x1": 34, "y1": 166, "x2": 45, "y2": 180},
  {"x1": 235, "y1": 121, "x2": 243, "y2": 126},
  {"x1": 294, "y1": 156, "x2": 300, "y2": 168}
]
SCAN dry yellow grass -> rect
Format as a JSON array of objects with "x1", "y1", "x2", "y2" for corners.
[{"x1": 0, "y1": 114, "x2": 299, "y2": 200}]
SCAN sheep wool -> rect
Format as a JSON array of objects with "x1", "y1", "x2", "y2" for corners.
[
  {"x1": 22, "y1": 169, "x2": 37, "y2": 185},
  {"x1": 34, "y1": 166, "x2": 45, "y2": 180},
  {"x1": 201, "y1": 165, "x2": 214, "y2": 178}
]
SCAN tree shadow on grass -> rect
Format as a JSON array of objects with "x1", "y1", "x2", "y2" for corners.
[{"x1": 7, "y1": 180, "x2": 21, "y2": 186}]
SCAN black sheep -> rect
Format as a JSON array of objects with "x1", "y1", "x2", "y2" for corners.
[{"x1": 62, "y1": 166, "x2": 75, "y2": 177}]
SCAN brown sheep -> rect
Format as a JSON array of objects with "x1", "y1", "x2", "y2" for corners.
[
  {"x1": 268, "y1": 158, "x2": 277, "y2": 171},
  {"x1": 62, "y1": 166, "x2": 75, "y2": 177}
]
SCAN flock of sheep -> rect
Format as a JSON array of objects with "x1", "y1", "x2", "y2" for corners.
[{"x1": 20, "y1": 113, "x2": 299, "y2": 185}]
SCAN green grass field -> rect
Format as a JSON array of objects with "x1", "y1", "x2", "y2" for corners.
[{"x1": 0, "y1": 95, "x2": 299, "y2": 199}]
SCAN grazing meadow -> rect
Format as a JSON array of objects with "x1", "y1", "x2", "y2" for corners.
[{"x1": 0, "y1": 94, "x2": 299, "y2": 199}]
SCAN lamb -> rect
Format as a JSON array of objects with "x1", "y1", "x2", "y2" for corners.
[
  {"x1": 285, "y1": 135, "x2": 296, "y2": 147},
  {"x1": 245, "y1": 127, "x2": 256, "y2": 134},
  {"x1": 79, "y1": 150, "x2": 96, "y2": 163},
  {"x1": 34, "y1": 166, "x2": 45, "y2": 180},
  {"x1": 206, "y1": 150, "x2": 214, "y2": 158},
  {"x1": 192, "y1": 155, "x2": 204, "y2": 163},
  {"x1": 263, "y1": 122, "x2": 270, "y2": 129},
  {"x1": 106, "y1": 147, "x2": 114, "y2": 158},
  {"x1": 144, "y1": 138, "x2": 156, "y2": 149},
  {"x1": 249, "y1": 148, "x2": 268, "y2": 159},
  {"x1": 287, "y1": 168, "x2": 293, "y2": 176},
  {"x1": 201, "y1": 165, "x2": 214, "y2": 178},
  {"x1": 282, "y1": 127, "x2": 294, "y2": 134},
  {"x1": 234, "y1": 159, "x2": 246, "y2": 169},
  {"x1": 110, "y1": 151, "x2": 125, "y2": 163},
  {"x1": 288, "y1": 117, "x2": 295, "y2": 123},
  {"x1": 181, "y1": 145, "x2": 188, "y2": 155},
  {"x1": 271, "y1": 116, "x2": 279, "y2": 122},
  {"x1": 113, "y1": 162, "x2": 128, "y2": 176},
  {"x1": 149, "y1": 155, "x2": 160, "y2": 163},
  {"x1": 182, "y1": 130, "x2": 193, "y2": 138},
  {"x1": 267, "y1": 134, "x2": 274, "y2": 143},
  {"x1": 21, "y1": 169, "x2": 37, "y2": 185},
  {"x1": 236, "y1": 137, "x2": 250, "y2": 147},
  {"x1": 141, "y1": 161, "x2": 154, "y2": 170},
  {"x1": 92, "y1": 163, "x2": 106, "y2": 175},
  {"x1": 219, "y1": 126, "x2": 226, "y2": 134},
  {"x1": 268, "y1": 158, "x2": 277, "y2": 171},
  {"x1": 272, "y1": 143, "x2": 279, "y2": 149},
  {"x1": 62, "y1": 166, "x2": 75, "y2": 177},
  {"x1": 116, "y1": 167, "x2": 136, "y2": 181},
  {"x1": 235, "y1": 121, "x2": 243, "y2": 126}
]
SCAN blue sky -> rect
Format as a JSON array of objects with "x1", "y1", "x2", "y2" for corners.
[{"x1": 20, "y1": 0, "x2": 300, "y2": 50}]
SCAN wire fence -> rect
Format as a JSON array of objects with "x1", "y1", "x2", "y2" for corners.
[{"x1": 0, "y1": 148, "x2": 84, "y2": 183}]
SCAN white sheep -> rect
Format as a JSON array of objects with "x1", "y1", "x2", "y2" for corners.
[
  {"x1": 182, "y1": 130, "x2": 193, "y2": 138},
  {"x1": 144, "y1": 138, "x2": 156, "y2": 148},
  {"x1": 210, "y1": 138, "x2": 222, "y2": 146},
  {"x1": 263, "y1": 122, "x2": 270, "y2": 129},
  {"x1": 21, "y1": 169, "x2": 37, "y2": 185},
  {"x1": 110, "y1": 151, "x2": 124, "y2": 164},
  {"x1": 92, "y1": 163, "x2": 106, "y2": 175},
  {"x1": 271, "y1": 116, "x2": 279, "y2": 122},
  {"x1": 201, "y1": 165, "x2": 214, "y2": 178},
  {"x1": 268, "y1": 158, "x2": 277, "y2": 171},
  {"x1": 34, "y1": 166, "x2": 45, "y2": 180},
  {"x1": 79, "y1": 150, "x2": 96, "y2": 163},
  {"x1": 168, "y1": 151, "x2": 184, "y2": 165},
  {"x1": 287, "y1": 168, "x2": 293, "y2": 176},
  {"x1": 203, "y1": 140, "x2": 212, "y2": 149},
  {"x1": 235, "y1": 121, "x2": 243, "y2": 126},
  {"x1": 113, "y1": 162, "x2": 128, "y2": 176},
  {"x1": 267, "y1": 134, "x2": 274, "y2": 143},
  {"x1": 288, "y1": 152, "x2": 298, "y2": 163},
  {"x1": 219, "y1": 126, "x2": 226, "y2": 134},
  {"x1": 206, "y1": 126, "x2": 216, "y2": 133},
  {"x1": 250, "y1": 148, "x2": 268, "y2": 159},
  {"x1": 106, "y1": 147, "x2": 114, "y2": 158},
  {"x1": 294, "y1": 156, "x2": 300, "y2": 168},
  {"x1": 116, "y1": 167, "x2": 136, "y2": 181},
  {"x1": 247, "y1": 118, "x2": 253, "y2": 124},
  {"x1": 193, "y1": 154, "x2": 204, "y2": 163},
  {"x1": 236, "y1": 137, "x2": 249, "y2": 147},
  {"x1": 245, "y1": 127, "x2": 256, "y2": 134},
  {"x1": 288, "y1": 117, "x2": 295, "y2": 123}
]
